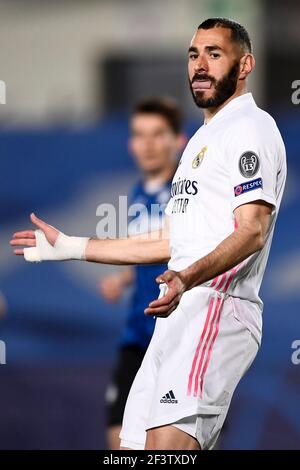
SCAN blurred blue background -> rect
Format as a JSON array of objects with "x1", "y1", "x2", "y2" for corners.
[{"x1": 0, "y1": 0, "x2": 299, "y2": 450}]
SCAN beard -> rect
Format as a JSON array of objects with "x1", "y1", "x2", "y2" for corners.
[{"x1": 189, "y1": 60, "x2": 240, "y2": 109}]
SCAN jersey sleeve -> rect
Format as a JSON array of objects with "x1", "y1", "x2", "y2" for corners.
[{"x1": 226, "y1": 121, "x2": 278, "y2": 212}]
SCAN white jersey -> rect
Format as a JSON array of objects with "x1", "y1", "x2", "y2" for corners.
[
  {"x1": 120, "y1": 93, "x2": 287, "y2": 450},
  {"x1": 165, "y1": 93, "x2": 286, "y2": 342}
]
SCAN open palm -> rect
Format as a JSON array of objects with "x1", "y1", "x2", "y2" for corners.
[{"x1": 10, "y1": 213, "x2": 59, "y2": 255}]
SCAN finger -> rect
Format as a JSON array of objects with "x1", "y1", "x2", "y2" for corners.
[
  {"x1": 145, "y1": 302, "x2": 175, "y2": 315},
  {"x1": 13, "y1": 231, "x2": 35, "y2": 239},
  {"x1": 155, "y1": 270, "x2": 172, "y2": 284},
  {"x1": 30, "y1": 213, "x2": 49, "y2": 231},
  {"x1": 145, "y1": 302, "x2": 178, "y2": 317},
  {"x1": 145, "y1": 296, "x2": 180, "y2": 316},
  {"x1": 154, "y1": 304, "x2": 178, "y2": 318},
  {"x1": 14, "y1": 249, "x2": 24, "y2": 255},
  {"x1": 10, "y1": 238, "x2": 36, "y2": 247},
  {"x1": 148, "y1": 290, "x2": 176, "y2": 308}
]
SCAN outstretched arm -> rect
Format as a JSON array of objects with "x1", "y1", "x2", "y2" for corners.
[{"x1": 10, "y1": 213, "x2": 170, "y2": 265}]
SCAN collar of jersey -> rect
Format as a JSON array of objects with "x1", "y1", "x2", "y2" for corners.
[{"x1": 203, "y1": 92, "x2": 256, "y2": 127}]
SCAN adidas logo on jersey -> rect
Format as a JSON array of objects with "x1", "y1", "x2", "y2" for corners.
[{"x1": 160, "y1": 390, "x2": 178, "y2": 404}]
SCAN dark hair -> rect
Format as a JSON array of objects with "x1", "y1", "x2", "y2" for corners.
[
  {"x1": 198, "y1": 18, "x2": 252, "y2": 53},
  {"x1": 132, "y1": 97, "x2": 183, "y2": 135}
]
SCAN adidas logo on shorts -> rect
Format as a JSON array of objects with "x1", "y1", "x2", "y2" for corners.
[{"x1": 160, "y1": 390, "x2": 178, "y2": 404}]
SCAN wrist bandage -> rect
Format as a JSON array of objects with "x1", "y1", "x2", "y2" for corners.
[{"x1": 24, "y1": 229, "x2": 89, "y2": 262}]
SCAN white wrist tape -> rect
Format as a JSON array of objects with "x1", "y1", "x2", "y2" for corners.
[{"x1": 24, "y1": 229, "x2": 89, "y2": 262}]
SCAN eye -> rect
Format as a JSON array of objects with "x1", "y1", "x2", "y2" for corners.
[
  {"x1": 210, "y1": 52, "x2": 220, "y2": 59},
  {"x1": 189, "y1": 53, "x2": 198, "y2": 60}
]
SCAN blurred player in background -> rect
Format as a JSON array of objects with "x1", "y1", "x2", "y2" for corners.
[
  {"x1": 11, "y1": 18, "x2": 287, "y2": 450},
  {"x1": 99, "y1": 98, "x2": 185, "y2": 449}
]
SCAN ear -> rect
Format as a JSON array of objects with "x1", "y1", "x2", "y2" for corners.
[{"x1": 239, "y1": 54, "x2": 255, "y2": 80}]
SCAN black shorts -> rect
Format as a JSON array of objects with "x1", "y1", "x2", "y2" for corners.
[{"x1": 106, "y1": 345, "x2": 145, "y2": 426}]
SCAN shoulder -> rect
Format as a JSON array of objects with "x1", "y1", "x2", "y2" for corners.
[{"x1": 224, "y1": 106, "x2": 283, "y2": 149}]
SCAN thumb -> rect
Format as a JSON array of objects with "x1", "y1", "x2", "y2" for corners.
[
  {"x1": 30, "y1": 213, "x2": 59, "y2": 246},
  {"x1": 155, "y1": 270, "x2": 174, "y2": 284},
  {"x1": 30, "y1": 213, "x2": 49, "y2": 232}
]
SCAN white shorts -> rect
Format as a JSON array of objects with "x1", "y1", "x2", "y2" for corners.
[{"x1": 120, "y1": 287, "x2": 259, "y2": 450}]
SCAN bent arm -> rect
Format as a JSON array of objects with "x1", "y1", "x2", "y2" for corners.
[
  {"x1": 180, "y1": 201, "x2": 273, "y2": 290},
  {"x1": 144, "y1": 200, "x2": 273, "y2": 317}
]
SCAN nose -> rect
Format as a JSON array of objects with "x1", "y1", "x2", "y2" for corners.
[{"x1": 194, "y1": 54, "x2": 208, "y2": 74}]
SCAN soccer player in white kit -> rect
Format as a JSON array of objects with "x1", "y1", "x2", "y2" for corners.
[{"x1": 10, "y1": 18, "x2": 286, "y2": 450}]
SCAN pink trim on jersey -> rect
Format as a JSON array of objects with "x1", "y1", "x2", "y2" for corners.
[
  {"x1": 199, "y1": 297, "x2": 222, "y2": 398},
  {"x1": 215, "y1": 272, "x2": 227, "y2": 290},
  {"x1": 187, "y1": 262, "x2": 242, "y2": 398},
  {"x1": 210, "y1": 276, "x2": 219, "y2": 288},
  {"x1": 193, "y1": 296, "x2": 222, "y2": 397},
  {"x1": 207, "y1": 218, "x2": 238, "y2": 289},
  {"x1": 186, "y1": 212, "x2": 243, "y2": 397},
  {"x1": 222, "y1": 265, "x2": 239, "y2": 293},
  {"x1": 187, "y1": 296, "x2": 215, "y2": 396}
]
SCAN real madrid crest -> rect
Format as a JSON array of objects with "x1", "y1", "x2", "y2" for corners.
[{"x1": 192, "y1": 146, "x2": 207, "y2": 169}]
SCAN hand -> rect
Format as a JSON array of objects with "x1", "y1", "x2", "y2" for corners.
[
  {"x1": 99, "y1": 274, "x2": 125, "y2": 303},
  {"x1": 144, "y1": 269, "x2": 186, "y2": 318},
  {"x1": 10, "y1": 213, "x2": 59, "y2": 255}
]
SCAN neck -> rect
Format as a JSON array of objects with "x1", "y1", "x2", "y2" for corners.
[{"x1": 203, "y1": 86, "x2": 248, "y2": 124}]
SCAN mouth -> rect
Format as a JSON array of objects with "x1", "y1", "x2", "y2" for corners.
[{"x1": 192, "y1": 79, "x2": 212, "y2": 91}]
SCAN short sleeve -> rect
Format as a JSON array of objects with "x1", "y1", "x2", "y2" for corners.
[{"x1": 226, "y1": 121, "x2": 278, "y2": 212}]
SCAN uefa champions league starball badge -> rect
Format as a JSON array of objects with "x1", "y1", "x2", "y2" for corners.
[{"x1": 192, "y1": 146, "x2": 207, "y2": 169}]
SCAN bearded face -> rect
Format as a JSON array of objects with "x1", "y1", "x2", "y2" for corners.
[{"x1": 189, "y1": 59, "x2": 240, "y2": 109}]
